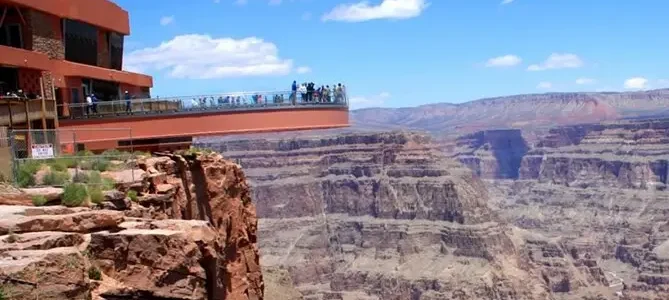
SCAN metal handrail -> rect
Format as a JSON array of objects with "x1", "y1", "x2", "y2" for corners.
[{"x1": 58, "y1": 89, "x2": 349, "y2": 119}]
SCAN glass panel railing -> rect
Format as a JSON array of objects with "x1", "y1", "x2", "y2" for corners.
[{"x1": 59, "y1": 89, "x2": 349, "y2": 120}]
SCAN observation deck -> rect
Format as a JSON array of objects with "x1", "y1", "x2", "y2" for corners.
[{"x1": 57, "y1": 90, "x2": 350, "y2": 151}]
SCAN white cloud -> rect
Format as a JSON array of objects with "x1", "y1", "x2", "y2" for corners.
[
  {"x1": 485, "y1": 55, "x2": 522, "y2": 67},
  {"x1": 537, "y1": 82, "x2": 552, "y2": 89},
  {"x1": 123, "y1": 34, "x2": 296, "y2": 79},
  {"x1": 269, "y1": 0, "x2": 282, "y2": 5},
  {"x1": 349, "y1": 92, "x2": 391, "y2": 108},
  {"x1": 235, "y1": 0, "x2": 248, "y2": 5},
  {"x1": 159, "y1": 16, "x2": 174, "y2": 26},
  {"x1": 527, "y1": 53, "x2": 583, "y2": 71},
  {"x1": 296, "y1": 66, "x2": 311, "y2": 74},
  {"x1": 322, "y1": 0, "x2": 429, "y2": 22},
  {"x1": 575, "y1": 77, "x2": 596, "y2": 85},
  {"x1": 501, "y1": 0, "x2": 514, "y2": 4},
  {"x1": 213, "y1": 0, "x2": 220, "y2": 3},
  {"x1": 624, "y1": 77, "x2": 648, "y2": 89}
]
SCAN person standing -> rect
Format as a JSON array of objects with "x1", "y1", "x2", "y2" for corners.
[
  {"x1": 124, "y1": 91, "x2": 132, "y2": 113},
  {"x1": 86, "y1": 93, "x2": 93, "y2": 116},
  {"x1": 291, "y1": 80, "x2": 297, "y2": 104}
]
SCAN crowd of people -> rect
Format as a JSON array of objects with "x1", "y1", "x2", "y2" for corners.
[
  {"x1": 1, "y1": 89, "x2": 42, "y2": 100},
  {"x1": 186, "y1": 81, "x2": 348, "y2": 109},
  {"x1": 292, "y1": 81, "x2": 347, "y2": 104}
]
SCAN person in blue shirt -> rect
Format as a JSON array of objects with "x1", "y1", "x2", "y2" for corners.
[
  {"x1": 90, "y1": 93, "x2": 98, "y2": 114},
  {"x1": 291, "y1": 80, "x2": 297, "y2": 105},
  {"x1": 124, "y1": 91, "x2": 132, "y2": 113}
]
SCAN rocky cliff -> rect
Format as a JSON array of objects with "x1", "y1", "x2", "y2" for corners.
[
  {"x1": 351, "y1": 89, "x2": 669, "y2": 136},
  {"x1": 518, "y1": 118, "x2": 669, "y2": 189},
  {"x1": 0, "y1": 153, "x2": 263, "y2": 300},
  {"x1": 445, "y1": 129, "x2": 530, "y2": 179},
  {"x1": 197, "y1": 132, "x2": 613, "y2": 299}
]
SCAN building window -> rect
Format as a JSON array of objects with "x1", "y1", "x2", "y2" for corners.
[
  {"x1": 0, "y1": 24, "x2": 23, "y2": 49},
  {"x1": 63, "y1": 19, "x2": 98, "y2": 66},
  {"x1": 109, "y1": 32, "x2": 124, "y2": 71}
]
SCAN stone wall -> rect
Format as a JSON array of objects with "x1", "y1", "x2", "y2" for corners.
[{"x1": 28, "y1": 10, "x2": 65, "y2": 100}]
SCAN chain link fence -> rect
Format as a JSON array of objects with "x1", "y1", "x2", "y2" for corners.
[
  {"x1": 0, "y1": 127, "x2": 11, "y2": 182},
  {"x1": 7, "y1": 129, "x2": 140, "y2": 197}
]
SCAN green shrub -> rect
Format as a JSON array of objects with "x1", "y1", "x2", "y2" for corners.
[
  {"x1": 101, "y1": 149, "x2": 132, "y2": 161},
  {"x1": 0, "y1": 285, "x2": 7, "y2": 300},
  {"x1": 127, "y1": 190, "x2": 138, "y2": 202},
  {"x1": 86, "y1": 171, "x2": 116, "y2": 191},
  {"x1": 31, "y1": 195, "x2": 47, "y2": 207},
  {"x1": 47, "y1": 160, "x2": 68, "y2": 172},
  {"x1": 16, "y1": 161, "x2": 43, "y2": 187},
  {"x1": 80, "y1": 159, "x2": 110, "y2": 172},
  {"x1": 88, "y1": 266, "x2": 102, "y2": 280},
  {"x1": 56, "y1": 156, "x2": 78, "y2": 168},
  {"x1": 92, "y1": 159, "x2": 110, "y2": 172},
  {"x1": 88, "y1": 186, "x2": 104, "y2": 204},
  {"x1": 41, "y1": 171, "x2": 70, "y2": 186},
  {"x1": 61, "y1": 183, "x2": 88, "y2": 207},
  {"x1": 5, "y1": 229, "x2": 17, "y2": 243},
  {"x1": 76, "y1": 150, "x2": 95, "y2": 157},
  {"x1": 72, "y1": 171, "x2": 89, "y2": 183}
]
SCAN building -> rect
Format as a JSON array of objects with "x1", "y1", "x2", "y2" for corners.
[
  {"x1": 0, "y1": 0, "x2": 152, "y2": 130},
  {"x1": 0, "y1": 0, "x2": 348, "y2": 155}
]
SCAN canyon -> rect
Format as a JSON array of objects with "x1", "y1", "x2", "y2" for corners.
[{"x1": 196, "y1": 131, "x2": 634, "y2": 299}]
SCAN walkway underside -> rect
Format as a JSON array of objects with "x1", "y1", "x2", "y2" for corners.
[{"x1": 58, "y1": 105, "x2": 350, "y2": 151}]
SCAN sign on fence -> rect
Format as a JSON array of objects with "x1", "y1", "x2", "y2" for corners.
[{"x1": 31, "y1": 144, "x2": 54, "y2": 159}]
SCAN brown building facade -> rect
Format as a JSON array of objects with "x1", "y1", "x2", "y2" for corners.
[{"x1": 0, "y1": 0, "x2": 152, "y2": 125}]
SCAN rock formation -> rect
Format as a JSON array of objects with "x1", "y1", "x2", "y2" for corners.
[
  {"x1": 0, "y1": 153, "x2": 263, "y2": 300},
  {"x1": 446, "y1": 118, "x2": 669, "y2": 299},
  {"x1": 351, "y1": 89, "x2": 669, "y2": 135},
  {"x1": 198, "y1": 131, "x2": 616, "y2": 299},
  {"x1": 445, "y1": 129, "x2": 530, "y2": 179}
]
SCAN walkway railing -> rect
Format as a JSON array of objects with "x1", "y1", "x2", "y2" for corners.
[{"x1": 59, "y1": 89, "x2": 349, "y2": 120}]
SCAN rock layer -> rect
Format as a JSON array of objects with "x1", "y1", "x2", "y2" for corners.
[
  {"x1": 0, "y1": 153, "x2": 264, "y2": 300},
  {"x1": 198, "y1": 132, "x2": 594, "y2": 299}
]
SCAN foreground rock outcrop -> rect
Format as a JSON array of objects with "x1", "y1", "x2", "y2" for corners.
[
  {"x1": 198, "y1": 131, "x2": 616, "y2": 299},
  {"x1": 0, "y1": 153, "x2": 263, "y2": 300}
]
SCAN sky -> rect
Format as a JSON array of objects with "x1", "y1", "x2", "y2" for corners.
[{"x1": 114, "y1": 0, "x2": 669, "y2": 109}]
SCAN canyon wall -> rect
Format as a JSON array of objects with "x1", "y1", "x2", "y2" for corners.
[
  {"x1": 446, "y1": 119, "x2": 669, "y2": 189},
  {"x1": 198, "y1": 132, "x2": 613, "y2": 299},
  {"x1": 444, "y1": 118, "x2": 669, "y2": 299}
]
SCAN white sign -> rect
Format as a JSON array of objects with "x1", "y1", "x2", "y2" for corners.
[{"x1": 31, "y1": 144, "x2": 54, "y2": 159}]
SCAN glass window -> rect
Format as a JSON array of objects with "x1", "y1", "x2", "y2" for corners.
[
  {"x1": 63, "y1": 19, "x2": 98, "y2": 66},
  {"x1": 0, "y1": 24, "x2": 22, "y2": 48},
  {"x1": 109, "y1": 32, "x2": 124, "y2": 71}
]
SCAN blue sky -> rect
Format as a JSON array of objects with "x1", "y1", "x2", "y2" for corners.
[{"x1": 114, "y1": 0, "x2": 669, "y2": 108}]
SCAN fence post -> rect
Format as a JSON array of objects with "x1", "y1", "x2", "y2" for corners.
[
  {"x1": 8, "y1": 130, "x2": 17, "y2": 185},
  {"x1": 73, "y1": 131, "x2": 78, "y2": 180},
  {"x1": 129, "y1": 129, "x2": 134, "y2": 183}
]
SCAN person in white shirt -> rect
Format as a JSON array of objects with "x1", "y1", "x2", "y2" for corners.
[
  {"x1": 86, "y1": 94, "x2": 93, "y2": 115},
  {"x1": 298, "y1": 83, "x2": 307, "y2": 103}
]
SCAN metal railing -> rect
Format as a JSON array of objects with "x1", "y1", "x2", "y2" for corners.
[{"x1": 59, "y1": 89, "x2": 349, "y2": 120}]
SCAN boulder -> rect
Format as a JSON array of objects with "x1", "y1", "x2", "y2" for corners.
[
  {"x1": 21, "y1": 187, "x2": 64, "y2": 203},
  {"x1": 0, "y1": 247, "x2": 90, "y2": 300},
  {"x1": 87, "y1": 220, "x2": 217, "y2": 299}
]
